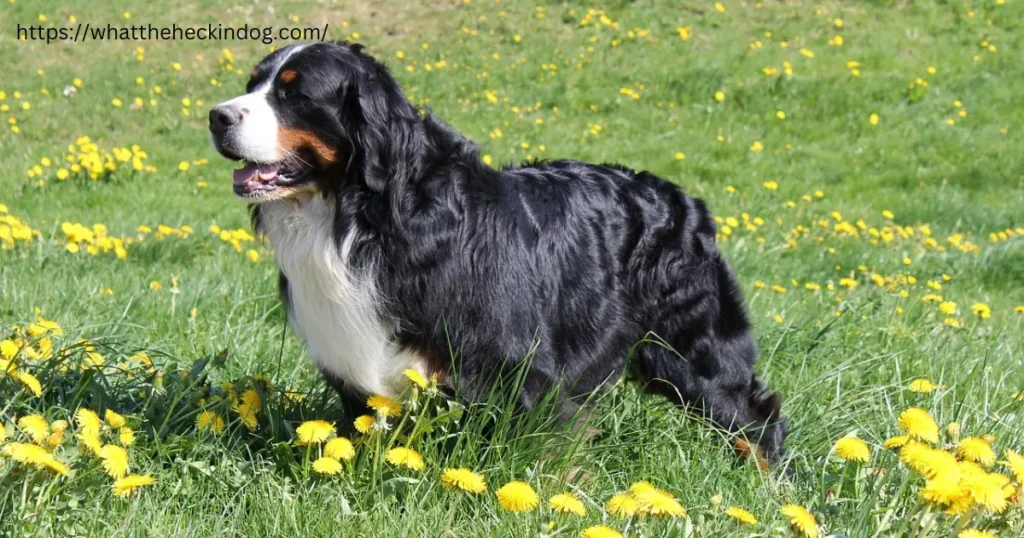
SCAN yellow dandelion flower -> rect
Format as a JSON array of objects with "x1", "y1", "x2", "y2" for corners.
[
  {"x1": 295, "y1": 420, "x2": 335, "y2": 445},
  {"x1": 119, "y1": 427, "x2": 135, "y2": 446},
  {"x1": 12, "y1": 371, "x2": 42, "y2": 397},
  {"x1": 196, "y1": 411, "x2": 225, "y2": 434},
  {"x1": 780, "y1": 504, "x2": 818, "y2": 538},
  {"x1": 99, "y1": 444, "x2": 130, "y2": 478},
  {"x1": 112, "y1": 474, "x2": 155, "y2": 497},
  {"x1": 947, "y1": 422, "x2": 961, "y2": 438},
  {"x1": 834, "y1": 436, "x2": 870, "y2": 463},
  {"x1": 17, "y1": 415, "x2": 49, "y2": 445},
  {"x1": 898, "y1": 408, "x2": 939, "y2": 443},
  {"x1": 1005, "y1": 449, "x2": 1024, "y2": 484},
  {"x1": 75, "y1": 408, "x2": 102, "y2": 434},
  {"x1": 104, "y1": 409, "x2": 126, "y2": 428},
  {"x1": 441, "y1": 467, "x2": 487, "y2": 493},
  {"x1": 324, "y1": 437, "x2": 355, "y2": 461},
  {"x1": 605, "y1": 493, "x2": 638, "y2": 517},
  {"x1": 312, "y1": 456, "x2": 343, "y2": 475},
  {"x1": 367, "y1": 395, "x2": 402, "y2": 417},
  {"x1": 1, "y1": 442, "x2": 69, "y2": 475},
  {"x1": 77, "y1": 429, "x2": 103, "y2": 456},
  {"x1": 634, "y1": 487, "x2": 687, "y2": 518},
  {"x1": 958, "y1": 530, "x2": 996, "y2": 538},
  {"x1": 385, "y1": 447, "x2": 425, "y2": 471},
  {"x1": 629, "y1": 481, "x2": 656, "y2": 495},
  {"x1": 908, "y1": 378, "x2": 938, "y2": 393},
  {"x1": 725, "y1": 506, "x2": 758, "y2": 525},
  {"x1": 232, "y1": 390, "x2": 261, "y2": 431},
  {"x1": 957, "y1": 438, "x2": 996, "y2": 467},
  {"x1": 971, "y1": 303, "x2": 991, "y2": 319},
  {"x1": 580, "y1": 525, "x2": 622, "y2": 538},
  {"x1": 921, "y1": 473, "x2": 964, "y2": 506},
  {"x1": 901, "y1": 442, "x2": 959, "y2": 478},
  {"x1": 354, "y1": 415, "x2": 376, "y2": 434},
  {"x1": 403, "y1": 369, "x2": 428, "y2": 389},
  {"x1": 549, "y1": 492, "x2": 586, "y2": 516},
  {"x1": 496, "y1": 480, "x2": 539, "y2": 512}
]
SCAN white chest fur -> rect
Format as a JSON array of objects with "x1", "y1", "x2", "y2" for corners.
[{"x1": 259, "y1": 197, "x2": 424, "y2": 397}]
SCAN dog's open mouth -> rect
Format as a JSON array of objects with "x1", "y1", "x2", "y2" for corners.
[{"x1": 232, "y1": 154, "x2": 316, "y2": 200}]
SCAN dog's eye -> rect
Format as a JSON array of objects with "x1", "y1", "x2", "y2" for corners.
[{"x1": 277, "y1": 87, "x2": 294, "y2": 100}]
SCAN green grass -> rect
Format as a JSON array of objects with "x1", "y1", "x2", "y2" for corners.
[{"x1": 2, "y1": 0, "x2": 1024, "y2": 536}]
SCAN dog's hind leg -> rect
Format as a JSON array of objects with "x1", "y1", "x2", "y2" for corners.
[{"x1": 634, "y1": 256, "x2": 788, "y2": 464}]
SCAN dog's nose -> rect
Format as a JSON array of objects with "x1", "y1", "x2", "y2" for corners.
[{"x1": 209, "y1": 105, "x2": 243, "y2": 132}]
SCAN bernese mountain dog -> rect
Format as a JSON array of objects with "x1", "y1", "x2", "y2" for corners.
[{"x1": 209, "y1": 42, "x2": 788, "y2": 463}]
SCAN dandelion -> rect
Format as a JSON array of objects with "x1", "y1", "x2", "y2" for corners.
[
  {"x1": 496, "y1": 480, "x2": 539, "y2": 512},
  {"x1": 960, "y1": 465, "x2": 1011, "y2": 512},
  {"x1": 99, "y1": 444, "x2": 130, "y2": 478},
  {"x1": 75, "y1": 408, "x2": 102, "y2": 434},
  {"x1": 119, "y1": 427, "x2": 136, "y2": 446},
  {"x1": 725, "y1": 506, "x2": 758, "y2": 525},
  {"x1": 958, "y1": 531, "x2": 996, "y2": 538},
  {"x1": 634, "y1": 486, "x2": 686, "y2": 518},
  {"x1": 196, "y1": 411, "x2": 225, "y2": 434},
  {"x1": 1, "y1": 442, "x2": 69, "y2": 475},
  {"x1": 354, "y1": 415, "x2": 377, "y2": 434},
  {"x1": 112, "y1": 474, "x2": 155, "y2": 497},
  {"x1": 1004, "y1": 449, "x2": 1024, "y2": 484},
  {"x1": 834, "y1": 436, "x2": 870, "y2": 463},
  {"x1": 939, "y1": 301, "x2": 957, "y2": 315},
  {"x1": 403, "y1": 368, "x2": 428, "y2": 389},
  {"x1": 323, "y1": 437, "x2": 355, "y2": 461},
  {"x1": 884, "y1": 435, "x2": 911, "y2": 449},
  {"x1": 385, "y1": 447, "x2": 425, "y2": 471},
  {"x1": 971, "y1": 303, "x2": 991, "y2": 319},
  {"x1": 232, "y1": 390, "x2": 261, "y2": 431},
  {"x1": 105, "y1": 409, "x2": 126, "y2": 428},
  {"x1": 869, "y1": 113, "x2": 879, "y2": 126},
  {"x1": 900, "y1": 442, "x2": 958, "y2": 478},
  {"x1": 549, "y1": 492, "x2": 586, "y2": 516},
  {"x1": 17, "y1": 415, "x2": 49, "y2": 445},
  {"x1": 367, "y1": 395, "x2": 402, "y2": 417},
  {"x1": 898, "y1": 408, "x2": 939, "y2": 443},
  {"x1": 580, "y1": 525, "x2": 622, "y2": 538},
  {"x1": 908, "y1": 378, "x2": 938, "y2": 393},
  {"x1": 605, "y1": 493, "x2": 638, "y2": 517},
  {"x1": 295, "y1": 420, "x2": 335, "y2": 445},
  {"x1": 246, "y1": 249, "x2": 259, "y2": 263},
  {"x1": 312, "y1": 456, "x2": 343, "y2": 475},
  {"x1": 12, "y1": 371, "x2": 42, "y2": 397},
  {"x1": 921, "y1": 473, "x2": 963, "y2": 506},
  {"x1": 780, "y1": 504, "x2": 818, "y2": 538},
  {"x1": 957, "y1": 438, "x2": 995, "y2": 467},
  {"x1": 441, "y1": 468, "x2": 487, "y2": 493}
]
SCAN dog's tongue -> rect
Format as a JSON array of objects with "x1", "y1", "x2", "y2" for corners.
[{"x1": 233, "y1": 163, "x2": 279, "y2": 185}]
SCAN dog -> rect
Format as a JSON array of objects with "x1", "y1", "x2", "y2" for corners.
[{"x1": 209, "y1": 42, "x2": 788, "y2": 462}]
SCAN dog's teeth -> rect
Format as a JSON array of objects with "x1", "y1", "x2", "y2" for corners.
[{"x1": 257, "y1": 163, "x2": 280, "y2": 181}]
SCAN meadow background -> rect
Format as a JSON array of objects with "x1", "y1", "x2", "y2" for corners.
[{"x1": 1, "y1": 0, "x2": 1023, "y2": 536}]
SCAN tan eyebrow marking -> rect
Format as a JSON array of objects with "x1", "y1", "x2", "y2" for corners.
[{"x1": 280, "y1": 69, "x2": 298, "y2": 83}]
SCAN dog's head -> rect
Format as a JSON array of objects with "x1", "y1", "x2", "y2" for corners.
[{"x1": 209, "y1": 42, "x2": 415, "y2": 202}]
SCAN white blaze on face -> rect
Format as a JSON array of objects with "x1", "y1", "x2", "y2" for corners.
[{"x1": 211, "y1": 45, "x2": 306, "y2": 163}]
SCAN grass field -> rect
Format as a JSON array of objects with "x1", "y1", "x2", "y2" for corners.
[{"x1": 2, "y1": 0, "x2": 1024, "y2": 536}]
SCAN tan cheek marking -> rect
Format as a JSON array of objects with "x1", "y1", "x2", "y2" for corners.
[
  {"x1": 280, "y1": 69, "x2": 298, "y2": 83},
  {"x1": 278, "y1": 127, "x2": 340, "y2": 169}
]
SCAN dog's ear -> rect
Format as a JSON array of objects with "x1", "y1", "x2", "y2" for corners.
[{"x1": 348, "y1": 62, "x2": 421, "y2": 194}]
